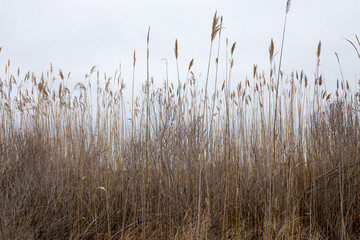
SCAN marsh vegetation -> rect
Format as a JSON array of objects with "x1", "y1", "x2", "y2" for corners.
[{"x1": 1, "y1": 7, "x2": 360, "y2": 240}]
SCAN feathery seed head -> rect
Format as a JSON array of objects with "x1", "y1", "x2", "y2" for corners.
[
  {"x1": 317, "y1": 41, "x2": 322, "y2": 58},
  {"x1": 59, "y1": 70, "x2": 64, "y2": 80},
  {"x1": 175, "y1": 39, "x2": 178, "y2": 59},
  {"x1": 188, "y1": 58, "x2": 194, "y2": 71},
  {"x1": 147, "y1": 26, "x2": 150, "y2": 44},
  {"x1": 231, "y1": 42, "x2": 236, "y2": 56},
  {"x1": 211, "y1": 11, "x2": 222, "y2": 42},
  {"x1": 269, "y1": 39, "x2": 275, "y2": 61},
  {"x1": 286, "y1": 0, "x2": 291, "y2": 14}
]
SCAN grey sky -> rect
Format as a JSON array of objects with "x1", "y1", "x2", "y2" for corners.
[{"x1": 1, "y1": 0, "x2": 359, "y2": 103}]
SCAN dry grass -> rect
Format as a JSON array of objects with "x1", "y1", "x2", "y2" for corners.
[{"x1": 1, "y1": 13, "x2": 360, "y2": 240}]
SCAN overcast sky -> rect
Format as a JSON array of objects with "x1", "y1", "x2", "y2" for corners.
[{"x1": 1, "y1": 0, "x2": 359, "y2": 103}]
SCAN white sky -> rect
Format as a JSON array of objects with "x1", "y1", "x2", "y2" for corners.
[{"x1": 1, "y1": 0, "x2": 359, "y2": 104}]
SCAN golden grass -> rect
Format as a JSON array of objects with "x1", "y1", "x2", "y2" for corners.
[{"x1": 1, "y1": 12, "x2": 360, "y2": 240}]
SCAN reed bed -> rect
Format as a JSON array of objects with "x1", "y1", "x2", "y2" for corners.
[{"x1": 1, "y1": 12, "x2": 360, "y2": 240}]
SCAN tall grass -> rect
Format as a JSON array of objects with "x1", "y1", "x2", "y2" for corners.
[{"x1": 1, "y1": 14, "x2": 360, "y2": 240}]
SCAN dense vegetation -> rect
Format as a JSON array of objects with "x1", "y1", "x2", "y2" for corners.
[{"x1": 1, "y1": 9, "x2": 360, "y2": 240}]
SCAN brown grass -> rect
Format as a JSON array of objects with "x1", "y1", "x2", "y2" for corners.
[{"x1": 1, "y1": 13, "x2": 360, "y2": 240}]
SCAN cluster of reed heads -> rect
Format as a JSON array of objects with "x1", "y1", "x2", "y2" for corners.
[{"x1": 1, "y1": 4, "x2": 360, "y2": 240}]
